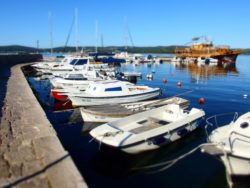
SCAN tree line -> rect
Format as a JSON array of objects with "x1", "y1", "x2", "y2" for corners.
[{"x1": 0, "y1": 45, "x2": 249, "y2": 54}]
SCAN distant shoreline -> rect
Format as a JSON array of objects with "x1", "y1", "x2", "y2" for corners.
[{"x1": 0, "y1": 45, "x2": 249, "y2": 54}]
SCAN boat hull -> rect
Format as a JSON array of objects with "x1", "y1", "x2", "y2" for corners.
[
  {"x1": 69, "y1": 89, "x2": 161, "y2": 107},
  {"x1": 120, "y1": 120, "x2": 200, "y2": 154},
  {"x1": 80, "y1": 107, "x2": 128, "y2": 122},
  {"x1": 80, "y1": 97, "x2": 190, "y2": 123},
  {"x1": 220, "y1": 154, "x2": 250, "y2": 176},
  {"x1": 51, "y1": 90, "x2": 68, "y2": 101},
  {"x1": 213, "y1": 54, "x2": 239, "y2": 65}
]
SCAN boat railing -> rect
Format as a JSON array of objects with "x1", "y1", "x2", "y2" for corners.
[
  {"x1": 205, "y1": 112, "x2": 239, "y2": 141},
  {"x1": 229, "y1": 131, "x2": 250, "y2": 153}
]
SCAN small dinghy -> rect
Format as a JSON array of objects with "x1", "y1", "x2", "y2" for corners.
[
  {"x1": 90, "y1": 104, "x2": 205, "y2": 154},
  {"x1": 202, "y1": 112, "x2": 250, "y2": 177},
  {"x1": 80, "y1": 97, "x2": 189, "y2": 123}
]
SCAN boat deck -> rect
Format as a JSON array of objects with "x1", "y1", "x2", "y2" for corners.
[
  {"x1": 82, "y1": 97, "x2": 189, "y2": 117},
  {"x1": 82, "y1": 104, "x2": 133, "y2": 116},
  {"x1": 129, "y1": 117, "x2": 170, "y2": 134}
]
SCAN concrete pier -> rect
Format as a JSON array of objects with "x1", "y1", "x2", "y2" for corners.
[{"x1": 0, "y1": 62, "x2": 87, "y2": 187}]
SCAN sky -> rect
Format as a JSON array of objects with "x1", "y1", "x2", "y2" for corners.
[{"x1": 0, "y1": 0, "x2": 249, "y2": 48}]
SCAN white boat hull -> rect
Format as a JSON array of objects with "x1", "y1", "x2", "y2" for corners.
[
  {"x1": 70, "y1": 90, "x2": 160, "y2": 107},
  {"x1": 205, "y1": 112, "x2": 250, "y2": 177},
  {"x1": 220, "y1": 155, "x2": 250, "y2": 176},
  {"x1": 90, "y1": 104, "x2": 205, "y2": 154},
  {"x1": 120, "y1": 121, "x2": 199, "y2": 154},
  {"x1": 50, "y1": 79, "x2": 92, "y2": 89},
  {"x1": 80, "y1": 108, "x2": 123, "y2": 122}
]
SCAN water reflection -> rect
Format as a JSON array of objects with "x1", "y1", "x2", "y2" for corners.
[
  {"x1": 53, "y1": 100, "x2": 73, "y2": 112},
  {"x1": 90, "y1": 129, "x2": 209, "y2": 177},
  {"x1": 173, "y1": 62, "x2": 239, "y2": 84}
]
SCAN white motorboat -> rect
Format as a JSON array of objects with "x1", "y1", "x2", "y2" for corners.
[
  {"x1": 89, "y1": 104, "x2": 205, "y2": 154},
  {"x1": 31, "y1": 56, "x2": 75, "y2": 71},
  {"x1": 50, "y1": 57, "x2": 89, "y2": 74},
  {"x1": 51, "y1": 87, "x2": 83, "y2": 101},
  {"x1": 80, "y1": 97, "x2": 189, "y2": 123},
  {"x1": 202, "y1": 112, "x2": 250, "y2": 177},
  {"x1": 50, "y1": 64, "x2": 104, "y2": 89},
  {"x1": 68, "y1": 80, "x2": 161, "y2": 107}
]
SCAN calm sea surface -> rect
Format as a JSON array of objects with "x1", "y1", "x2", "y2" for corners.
[{"x1": 27, "y1": 55, "x2": 250, "y2": 188}]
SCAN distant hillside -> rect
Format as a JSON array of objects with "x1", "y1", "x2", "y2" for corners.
[
  {"x1": 0, "y1": 45, "x2": 179, "y2": 54},
  {"x1": 0, "y1": 45, "x2": 39, "y2": 53},
  {"x1": 0, "y1": 45, "x2": 249, "y2": 54}
]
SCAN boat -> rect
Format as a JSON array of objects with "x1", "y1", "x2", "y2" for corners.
[
  {"x1": 51, "y1": 87, "x2": 84, "y2": 101},
  {"x1": 48, "y1": 56, "x2": 91, "y2": 75},
  {"x1": 68, "y1": 80, "x2": 161, "y2": 107},
  {"x1": 89, "y1": 104, "x2": 205, "y2": 154},
  {"x1": 49, "y1": 64, "x2": 105, "y2": 89},
  {"x1": 50, "y1": 70, "x2": 103, "y2": 101},
  {"x1": 175, "y1": 36, "x2": 241, "y2": 65},
  {"x1": 202, "y1": 112, "x2": 250, "y2": 177},
  {"x1": 80, "y1": 97, "x2": 189, "y2": 122},
  {"x1": 31, "y1": 55, "x2": 75, "y2": 71}
]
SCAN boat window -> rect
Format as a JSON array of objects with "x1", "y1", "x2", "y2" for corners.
[
  {"x1": 65, "y1": 77, "x2": 87, "y2": 81},
  {"x1": 69, "y1": 59, "x2": 78, "y2": 65},
  {"x1": 68, "y1": 74, "x2": 84, "y2": 78},
  {"x1": 74, "y1": 59, "x2": 88, "y2": 65},
  {"x1": 240, "y1": 122, "x2": 249, "y2": 129},
  {"x1": 105, "y1": 87, "x2": 122, "y2": 92}
]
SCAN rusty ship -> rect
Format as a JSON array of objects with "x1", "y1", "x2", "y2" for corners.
[{"x1": 175, "y1": 36, "x2": 241, "y2": 65}]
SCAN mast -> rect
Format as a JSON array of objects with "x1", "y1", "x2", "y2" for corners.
[
  {"x1": 124, "y1": 16, "x2": 128, "y2": 51},
  {"x1": 48, "y1": 11, "x2": 53, "y2": 55},
  {"x1": 95, "y1": 20, "x2": 98, "y2": 53},
  {"x1": 101, "y1": 34, "x2": 104, "y2": 49},
  {"x1": 124, "y1": 17, "x2": 134, "y2": 50},
  {"x1": 36, "y1": 40, "x2": 39, "y2": 54},
  {"x1": 75, "y1": 8, "x2": 79, "y2": 53}
]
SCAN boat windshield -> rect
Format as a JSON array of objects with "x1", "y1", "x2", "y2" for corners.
[
  {"x1": 70, "y1": 59, "x2": 88, "y2": 65},
  {"x1": 104, "y1": 87, "x2": 122, "y2": 92}
]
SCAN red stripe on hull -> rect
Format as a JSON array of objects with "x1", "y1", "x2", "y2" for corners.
[{"x1": 51, "y1": 90, "x2": 68, "y2": 101}]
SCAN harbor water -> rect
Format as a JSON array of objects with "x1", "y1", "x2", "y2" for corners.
[{"x1": 27, "y1": 55, "x2": 250, "y2": 188}]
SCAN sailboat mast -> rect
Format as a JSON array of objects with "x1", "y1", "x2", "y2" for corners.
[
  {"x1": 75, "y1": 8, "x2": 79, "y2": 53},
  {"x1": 124, "y1": 16, "x2": 128, "y2": 51},
  {"x1": 101, "y1": 34, "x2": 104, "y2": 49},
  {"x1": 48, "y1": 11, "x2": 53, "y2": 55},
  {"x1": 95, "y1": 20, "x2": 98, "y2": 53}
]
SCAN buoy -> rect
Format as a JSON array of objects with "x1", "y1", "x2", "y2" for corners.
[
  {"x1": 163, "y1": 78, "x2": 167, "y2": 84},
  {"x1": 177, "y1": 81, "x2": 181, "y2": 87},
  {"x1": 199, "y1": 98, "x2": 205, "y2": 104},
  {"x1": 147, "y1": 74, "x2": 153, "y2": 80},
  {"x1": 244, "y1": 94, "x2": 248, "y2": 99}
]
